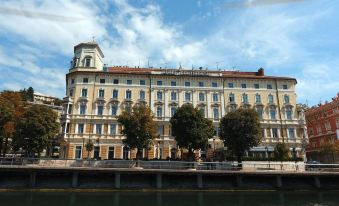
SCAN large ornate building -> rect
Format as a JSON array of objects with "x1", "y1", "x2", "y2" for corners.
[
  {"x1": 59, "y1": 42, "x2": 308, "y2": 160},
  {"x1": 305, "y1": 94, "x2": 339, "y2": 162}
]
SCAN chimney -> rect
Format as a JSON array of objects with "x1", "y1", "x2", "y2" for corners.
[{"x1": 257, "y1": 68, "x2": 264, "y2": 76}]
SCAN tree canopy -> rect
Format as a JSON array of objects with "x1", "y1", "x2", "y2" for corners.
[
  {"x1": 170, "y1": 103, "x2": 215, "y2": 157},
  {"x1": 274, "y1": 142, "x2": 290, "y2": 162},
  {"x1": 118, "y1": 104, "x2": 157, "y2": 159},
  {"x1": 12, "y1": 104, "x2": 60, "y2": 157},
  {"x1": 0, "y1": 91, "x2": 25, "y2": 156},
  {"x1": 219, "y1": 108, "x2": 261, "y2": 163}
]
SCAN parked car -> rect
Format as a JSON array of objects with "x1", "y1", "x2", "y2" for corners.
[{"x1": 305, "y1": 160, "x2": 321, "y2": 171}]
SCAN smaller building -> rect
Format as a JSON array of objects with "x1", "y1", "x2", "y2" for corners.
[{"x1": 305, "y1": 93, "x2": 339, "y2": 162}]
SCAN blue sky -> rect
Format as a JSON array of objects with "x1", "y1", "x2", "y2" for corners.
[{"x1": 0, "y1": 0, "x2": 338, "y2": 106}]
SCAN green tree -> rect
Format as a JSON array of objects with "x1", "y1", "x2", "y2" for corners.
[
  {"x1": 320, "y1": 140, "x2": 339, "y2": 163},
  {"x1": 170, "y1": 103, "x2": 215, "y2": 161},
  {"x1": 13, "y1": 105, "x2": 59, "y2": 157},
  {"x1": 85, "y1": 140, "x2": 94, "y2": 159},
  {"x1": 274, "y1": 142, "x2": 290, "y2": 169},
  {"x1": 0, "y1": 91, "x2": 25, "y2": 156},
  {"x1": 219, "y1": 108, "x2": 261, "y2": 165},
  {"x1": 26, "y1": 87, "x2": 34, "y2": 102},
  {"x1": 118, "y1": 104, "x2": 157, "y2": 159}
]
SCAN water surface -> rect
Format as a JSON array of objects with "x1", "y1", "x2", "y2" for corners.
[{"x1": 0, "y1": 191, "x2": 338, "y2": 206}]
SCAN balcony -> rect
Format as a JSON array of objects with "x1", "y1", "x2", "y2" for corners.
[{"x1": 109, "y1": 98, "x2": 120, "y2": 104}]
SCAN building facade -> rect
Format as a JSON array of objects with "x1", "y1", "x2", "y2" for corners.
[
  {"x1": 59, "y1": 42, "x2": 308, "y2": 160},
  {"x1": 305, "y1": 94, "x2": 339, "y2": 162}
]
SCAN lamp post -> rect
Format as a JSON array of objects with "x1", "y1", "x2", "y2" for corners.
[
  {"x1": 213, "y1": 138, "x2": 216, "y2": 161},
  {"x1": 265, "y1": 146, "x2": 271, "y2": 169}
]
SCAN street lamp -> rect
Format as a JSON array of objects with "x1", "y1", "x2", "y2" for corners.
[
  {"x1": 265, "y1": 146, "x2": 270, "y2": 169},
  {"x1": 213, "y1": 138, "x2": 216, "y2": 161}
]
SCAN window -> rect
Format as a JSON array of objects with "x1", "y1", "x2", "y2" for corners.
[
  {"x1": 78, "y1": 124, "x2": 84, "y2": 134},
  {"x1": 284, "y1": 95, "x2": 290, "y2": 104},
  {"x1": 254, "y1": 83, "x2": 259, "y2": 89},
  {"x1": 214, "y1": 127, "x2": 220, "y2": 137},
  {"x1": 272, "y1": 128, "x2": 278, "y2": 138},
  {"x1": 71, "y1": 78, "x2": 75, "y2": 84},
  {"x1": 127, "y1": 80, "x2": 132, "y2": 85},
  {"x1": 111, "y1": 105, "x2": 117, "y2": 115},
  {"x1": 228, "y1": 83, "x2": 234, "y2": 88},
  {"x1": 139, "y1": 91, "x2": 145, "y2": 100},
  {"x1": 229, "y1": 93, "x2": 235, "y2": 102},
  {"x1": 267, "y1": 84, "x2": 272, "y2": 89},
  {"x1": 126, "y1": 90, "x2": 132, "y2": 99},
  {"x1": 69, "y1": 89, "x2": 73, "y2": 97},
  {"x1": 157, "y1": 80, "x2": 162, "y2": 86},
  {"x1": 270, "y1": 109, "x2": 276, "y2": 120},
  {"x1": 75, "y1": 146, "x2": 82, "y2": 159},
  {"x1": 140, "y1": 80, "x2": 146, "y2": 85},
  {"x1": 309, "y1": 128, "x2": 314, "y2": 136},
  {"x1": 110, "y1": 124, "x2": 117, "y2": 135},
  {"x1": 288, "y1": 128, "x2": 295, "y2": 138},
  {"x1": 171, "y1": 91, "x2": 177, "y2": 101},
  {"x1": 199, "y1": 92, "x2": 205, "y2": 101},
  {"x1": 112, "y1": 90, "x2": 118, "y2": 99},
  {"x1": 213, "y1": 108, "x2": 219, "y2": 120},
  {"x1": 255, "y1": 94, "x2": 261, "y2": 103},
  {"x1": 113, "y1": 79, "x2": 119, "y2": 84},
  {"x1": 157, "y1": 125, "x2": 164, "y2": 136},
  {"x1": 85, "y1": 58, "x2": 91, "y2": 67},
  {"x1": 185, "y1": 81, "x2": 191, "y2": 87},
  {"x1": 336, "y1": 119, "x2": 339, "y2": 128},
  {"x1": 282, "y1": 84, "x2": 288, "y2": 90},
  {"x1": 125, "y1": 105, "x2": 131, "y2": 113},
  {"x1": 97, "y1": 105, "x2": 103, "y2": 115},
  {"x1": 83, "y1": 78, "x2": 88, "y2": 83},
  {"x1": 80, "y1": 105, "x2": 86, "y2": 115},
  {"x1": 99, "y1": 89, "x2": 105, "y2": 98},
  {"x1": 199, "y1": 108, "x2": 205, "y2": 117},
  {"x1": 242, "y1": 93, "x2": 248, "y2": 103},
  {"x1": 156, "y1": 106, "x2": 162, "y2": 117},
  {"x1": 108, "y1": 147, "x2": 115, "y2": 159},
  {"x1": 317, "y1": 125, "x2": 321, "y2": 134},
  {"x1": 199, "y1": 82, "x2": 204, "y2": 87},
  {"x1": 185, "y1": 92, "x2": 191, "y2": 101},
  {"x1": 100, "y1": 79, "x2": 105, "y2": 84},
  {"x1": 171, "y1": 107, "x2": 177, "y2": 117},
  {"x1": 171, "y1": 81, "x2": 176, "y2": 86},
  {"x1": 325, "y1": 121, "x2": 331, "y2": 131},
  {"x1": 268, "y1": 94, "x2": 274, "y2": 104},
  {"x1": 286, "y1": 110, "x2": 292, "y2": 120},
  {"x1": 82, "y1": 89, "x2": 87, "y2": 97},
  {"x1": 257, "y1": 108, "x2": 263, "y2": 119},
  {"x1": 241, "y1": 83, "x2": 247, "y2": 88},
  {"x1": 96, "y1": 124, "x2": 102, "y2": 134},
  {"x1": 212, "y1": 82, "x2": 218, "y2": 87},
  {"x1": 157, "y1": 91, "x2": 163, "y2": 100},
  {"x1": 213, "y1": 93, "x2": 219, "y2": 102}
]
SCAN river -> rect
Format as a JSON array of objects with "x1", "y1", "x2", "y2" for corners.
[{"x1": 0, "y1": 191, "x2": 338, "y2": 206}]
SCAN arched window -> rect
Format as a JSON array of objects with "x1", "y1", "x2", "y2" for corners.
[
  {"x1": 125, "y1": 90, "x2": 132, "y2": 99},
  {"x1": 139, "y1": 90, "x2": 145, "y2": 100},
  {"x1": 213, "y1": 93, "x2": 219, "y2": 102},
  {"x1": 199, "y1": 92, "x2": 205, "y2": 101},
  {"x1": 157, "y1": 106, "x2": 163, "y2": 117},
  {"x1": 112, "y1": 89, "x2": 118, "y2": 99},
  {"x1": 157, "y1": 91, "x2": 163, "y2": 100}
]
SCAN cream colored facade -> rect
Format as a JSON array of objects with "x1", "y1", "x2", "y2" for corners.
[{"x1": 60, "y1": 42, "x2": 308, "y2": 160}]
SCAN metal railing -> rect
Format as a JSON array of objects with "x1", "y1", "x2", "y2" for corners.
[{"x1": 1, "y1": 157, "x2": 339, "y2": 172}]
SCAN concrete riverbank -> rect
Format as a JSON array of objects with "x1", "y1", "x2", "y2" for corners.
[{"x1": 0, "y1": 166, "x2": 338, "y2": 190}]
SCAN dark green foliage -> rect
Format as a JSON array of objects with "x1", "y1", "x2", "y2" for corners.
[
  {"x1": 219, "y1": 108, "x2": 261, "y2": 163},
  {"x1": 274, "y1": 143, "x2": 290, "y2": 161},
  {"x1": 170, "y1": 103, "x2": 215, "y2": 156},
  {"x1": 20, "y1": 87, "x2": 34, "y2": 102},
  {"x1": 118, "y1": 104, "x2": 157, "y2": 159},
  {"x1": 12, "y1": 105, "x2": 60, "y2": 157}
]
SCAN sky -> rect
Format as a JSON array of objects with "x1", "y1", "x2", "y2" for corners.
[{"x1": 0, "y1": 0, "x2": 338, "y2": 106}]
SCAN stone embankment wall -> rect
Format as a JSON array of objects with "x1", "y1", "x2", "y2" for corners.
[{"x1": 0, "y1": 167, "x2": 338, "y2": 190}]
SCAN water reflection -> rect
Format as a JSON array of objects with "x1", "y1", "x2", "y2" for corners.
[{"x1": 0, "y1": 191, "x2": 337, "y2": 206}]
